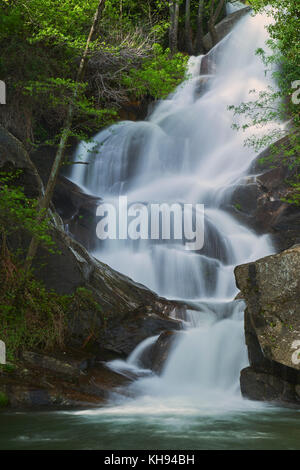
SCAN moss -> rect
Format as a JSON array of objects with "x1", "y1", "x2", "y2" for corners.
[{"x1": 0, "y1": 391, "x2": 9, "y2": 408}]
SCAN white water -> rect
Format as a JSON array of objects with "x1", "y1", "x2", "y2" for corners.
[{"x1": 69, "y1": 12, "x2": 278, "y2": 412}]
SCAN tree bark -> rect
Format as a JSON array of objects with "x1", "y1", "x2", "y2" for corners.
[
  {"x1": 185, "y1": 0, "x2": 194, "y2": 55},
  {"x1": 25, "y1": 0, "x2": 106, "y2": 271},
  {"x1": 195, "y1": 0, "x2": 205, "y2": 54},
  {"x1": 169, "y1": 0, "x2": 180, "y2": 55},
  {"x1": 209, "y1": 0, "x2": 225, "y2": 47}
]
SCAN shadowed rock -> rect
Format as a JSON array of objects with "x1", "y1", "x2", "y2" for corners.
[{"x1": 235, "y1": 245, "x2": 300, "y2": 406}]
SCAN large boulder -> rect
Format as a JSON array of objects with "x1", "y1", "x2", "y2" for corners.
[
  {"x1": 0, "y1": 350, "x2": 132, "y2": 409},
  {"x1": 235, "y1": 245, "x2": 300, "y2": 406},
  {"x1": 150, "y1": 331, "x2": 180, "y2": 375},
  {"x1": 53, "y1": 175, "x2": 101, "y2": 250},
  {"x1": 29, "y1": 226, "x2": 184, "y2": 358},
  {"x1": 203, "y1": 7, "x2": 251, "y2": 51},
  {"x1": 227, "y1": 133, "x2": 300, "y2": 251}
]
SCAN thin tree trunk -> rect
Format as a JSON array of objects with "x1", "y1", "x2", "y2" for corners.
[
  {"x1": 185, "y1": 0, "x2": 194, "y2": 55},
  {"x1": 25, "y1": 0, "x2": 106, "y2": 271},
  {"x1": 195, "y1": 0, "x2": 205, "y2": 54},
  {"x1": 169, "y1": 0, "x2": 180, "y2": 55},
  {"x1": 209, "y1": 0, "x2": 226, "y2": 47}
]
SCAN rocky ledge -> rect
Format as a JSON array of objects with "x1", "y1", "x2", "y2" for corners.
[
  {"x1": 0, "y1": 126, "x2": 185, "y2": 409},
  {"x1": 230, "y1": 133, "x2": 300, "y2": 252},
  {"x1": 235, "y1": 245, "x2": 300, "y2": 406}
]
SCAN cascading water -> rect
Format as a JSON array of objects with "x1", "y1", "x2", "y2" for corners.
[{"x1": 69, "y1": 11, "x2": 278, "y2": 412}]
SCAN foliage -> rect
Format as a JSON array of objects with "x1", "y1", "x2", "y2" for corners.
[
  {"x1": 123, "y1": 43, "x2": 188, "y2": 99},
  {"x1": 0, "y1": 391, "x2": 9, "y2": 407},
  {"x1": 0, "y1": 0, "x2": 190, "y2": 146},
  {"x1": 0, "y1": 172, "x2": 55, "y2": 251},
  {"x1": 0, "y1": 249, "x2": 105, "y2": 360},
  {"x1": 0, "y1": 257, "x2": 71, "y2": 360}
]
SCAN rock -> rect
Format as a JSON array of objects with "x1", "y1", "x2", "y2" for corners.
[
  {"x1": 26, "y1": 226, "x2": 184, "y2": 357},
  {"x1": 235, "y1": 245, "x2": 300, "y2": 406},
  {"x1": 21, "y1": 351, "x2": 89, "y2": 378},
  {"x1": 0, "y1": 351, "x2": 132, "y2": 409},
  {"x1": 150, "y1": 331, "x2": 180, "y2": 375},
  {"x1": 1, "y1": 130, "x2": 186, "y2": 407},
  {"x1": 225, "y1": 134, "x2": 300, "y2": 251},
  {"x1": 240, "y1": 367, "x2": 298, "y2": 405},
  {"x1": 194, "y1": 77, "x2": 213, "y2": 99},
  {"x1": 96, "y1": 310, "x2": 182, "y2": 358},
  {"x1": 203, "y1": 7, "x2": 251, "y2": 51},
  {"x1": 53, "y1": 175, "x2": 101, "y2": 250},
  {"x1": 231, "y1": 182, "x2": 261, "y2": 216},
  {"x1": 200, "y1": 54, "x2": 217, "y2": 75},
  {"x1": 2, "y1": 132, "x2": 185, "y2": 358}
]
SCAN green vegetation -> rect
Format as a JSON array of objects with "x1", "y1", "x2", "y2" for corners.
[
  {"x1": 0, "y1": 172, "x2": 55, "y2": 252},
  {"x1": 0, "y1": 258, "x2": 70, "y2": 360},
  {"x1": 0, "y1": 0, "x2": 193, "y2": 360},
  {"x1": 0, "y1": 391, "x2": 9, "y2": 407}
]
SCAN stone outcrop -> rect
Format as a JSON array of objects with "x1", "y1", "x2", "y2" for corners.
[
  {"x1": 203, "y1": 7, "x2": 251, "y2": 51},
  {"x1": 235, "y1": 245, "x2": 300, "y2": 406},
  {"x1": 0, "y1": 350, "x2": 131, "y2": 409},
  {"x1": 0, "y1": 127, "x2": 185, "y2": 408},
  {"x1": 150, "y1": 331, "x2": 179, "y2": 375},
  {"x1": 229, "y1": 133, "x2": 300, "y2": 251}
]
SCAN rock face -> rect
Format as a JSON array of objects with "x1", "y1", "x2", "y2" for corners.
[
  {"x1": 31, "y1": 226, "x2": 184, "y2": 358},
  {"x1": 0, "y1": 127, "x2": 185, "y2": 408},
  {"x1": 228, "y1": 133, "x2": 300, "y2": 251},
  {"x1": 203, "y1": 7, "x2": 251, "y2": 51},
  {"x1": 150, "y1": 331, "x2": 179, "y2": 375},
  {"x1": 235, "y1": 245, "x2": 300, "y2": 406},
  {"x1": 53, "y1": 175, "x2": 101, "y2": 250},
  {"x1": 0, "y1": 350, "x2": 132, "y2": 409}
]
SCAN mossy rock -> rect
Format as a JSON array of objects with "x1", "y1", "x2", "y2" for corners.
[{"x1": 0, "y1": 391, "x2": 9, "y2": 408}]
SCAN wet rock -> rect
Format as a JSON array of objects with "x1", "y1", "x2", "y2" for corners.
[
  {"x1": 200, "y1": 55, "x2": 216, "y2": 75},
  {"x1": 240, "y1": 367, "x2": 299, "y2": 405},
  {"x1": 231, "y1": 182, "x2": 261, "y2": 216},
  {"x1": 227, "y1": 134, "x2": 300, "y2": 251},
  {"x1": 95, "y1": 309, "x2": 182, "y2": 358},
  {"x1": 0, "y1": 352, "x2": 131, "y2": 409},
  {"x1": 235, "y1": 245, "x2": 300, "y2": 406},
  {"x1": 53, "y1": 176, "x2": 101, "y2": 250},
  {"x1": 194, "y1": 76, "x2": 213, "y2": 99},
  {"x1": 151, "y1": 331, "x2": 180, "y2": 375},
  {"x1": 28, "y1": 226, "x2": 185, "y2": 356},
  {"x1": 1, "y1": 131, "x2": 186, "y2": 407},
  {"x1": 203, "y1": 7, "x2": 252, "y2": 51}
]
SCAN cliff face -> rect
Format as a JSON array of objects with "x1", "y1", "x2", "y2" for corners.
[{"x1": 235, "y1": 246, "x2": 300, "y2": 406}]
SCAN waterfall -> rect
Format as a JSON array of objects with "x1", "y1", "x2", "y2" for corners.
[{"x1": 69, "y1": 12, "x2": 277, "y2": 410}]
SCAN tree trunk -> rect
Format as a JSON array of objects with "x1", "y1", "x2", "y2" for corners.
[
  {"x1": 25, "y1": 0, "x2": 106, "y2": 271},
  {"x1": 195, "y1": 0, "x2": 205, "y2": 54},
  {"x1": 209, "y1": 0, "x2": 226, "y2": 47},
  {"x1": 185, "y1": 0, "x2": 194, "y2": 55},
  {"x1": 169, "y1": 0, "x2": 180, "y2": 55}
]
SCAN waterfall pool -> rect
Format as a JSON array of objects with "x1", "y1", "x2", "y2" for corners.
[{"x1": 1, "y1": 405, "x2": 299, "y2": 450}]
